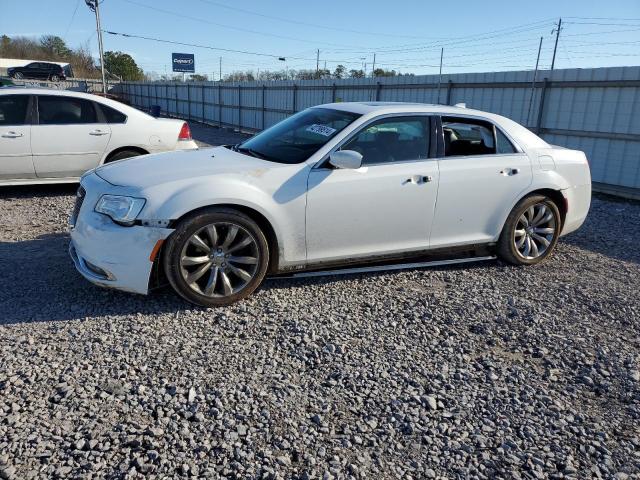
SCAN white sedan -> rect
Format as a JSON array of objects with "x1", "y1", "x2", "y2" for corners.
[
  {"x1": 0, "y1": 87, "x2": 197, "y2": 185},
  {"x1": 69, "y1": 102, "x2": 591, "y2": 306}
]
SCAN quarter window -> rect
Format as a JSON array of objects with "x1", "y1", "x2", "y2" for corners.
[
  {"x1": 98, "y1": 103, "x2": 127, "y2": 124},
  {"x1": 38, "y1": 96, "x2": 97, "y2": 125},
  {"x1": 341, "y1": 116, "x2": 430, "y2": 165},
  {"x1": 0, "y1": 95, "x2": 30, "y2": 126},
  {"x1": 496, "y1": 128, "x2": 517, "y2": 154}
]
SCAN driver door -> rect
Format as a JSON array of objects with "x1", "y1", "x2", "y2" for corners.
[{"x1": 305, "y1": 115, "x2": 439, "y2": 264}]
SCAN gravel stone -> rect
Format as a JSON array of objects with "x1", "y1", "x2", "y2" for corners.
[{"x1": 0, "y1": 128, "x2": 639, "y2": 478}]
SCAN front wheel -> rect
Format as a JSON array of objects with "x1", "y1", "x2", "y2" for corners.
[
  {"x1": 497, "y1": 194, "x2": 561, "y2": 265},
  {"x1": 13, "y1": 72, "x2": 23, "y2": 79},
  {"x1": 163, "y1": 208, "x2": 269, "y2": 307}
]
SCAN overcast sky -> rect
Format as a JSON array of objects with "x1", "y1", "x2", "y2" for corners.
[{"x1": 2, "y1": 0, "x2": 640, "y2": 78}]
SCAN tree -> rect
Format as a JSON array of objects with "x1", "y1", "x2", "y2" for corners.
[
  {"x1": 373, "y1": 68, "x2": 397, "y2": 77},
  {"x1": 349, "y1": 69, "x2": 365, "y2": 78},
  {"x1": 189, "y1": 74, "x2": 208, "y2": 81},
  {"x1": 333, "y1": 64, "x2": 346, "y2": 79},
  {"x1": 40, "y1": 35, "x2": 71, "y2": 58},
  {"x1": 103, "y1": 51, "x2": 144, "y2": 81}
]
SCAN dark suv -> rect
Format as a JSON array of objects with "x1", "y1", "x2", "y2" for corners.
[{"x1": 8, "y1": 62, "x2": 68, "y2": 82}]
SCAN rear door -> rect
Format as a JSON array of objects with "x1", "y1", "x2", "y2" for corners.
[
  {"x1": 0, "y1": 94, "x2": 35, "y2": 180},
  {"x1": 31, "y1": 95, "x2": 111, "y2": 178},
  {"x1": 430, "y1": 115, "x2": 532, "y2": 247}
]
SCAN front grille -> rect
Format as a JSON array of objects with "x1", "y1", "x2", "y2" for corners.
[{"x1": 69, "y1": 186, "x2": 86, "y2": 227}]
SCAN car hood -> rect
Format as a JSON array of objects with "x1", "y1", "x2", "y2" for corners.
[{"x1": 95, "y1": 146, "x2": 284, "y2": 188}]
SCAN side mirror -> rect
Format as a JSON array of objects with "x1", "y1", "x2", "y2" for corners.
[{"x1": 329, "y1": 150, "x2": 363, "y2": 169}]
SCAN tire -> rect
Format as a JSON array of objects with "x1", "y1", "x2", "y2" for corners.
[
  {"x1": 13, "y1": 72, "x2": 23, "y2": 79},
  {"x1": 497, "y1": 194, "x2": 561, "y2": 266},
  {"x1": 50, "y1": 74, "x2": 60, "y2": 82},
  {"x1": 105, "y1": 150, "x2": 143, "y2": 163},
  {"x1": 163, "y1": 208, "x2": 269, "y2": 307}
]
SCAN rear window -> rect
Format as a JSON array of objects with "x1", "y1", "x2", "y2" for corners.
[
  {"x1": 99, "y1": 103, "x2": 127, "y2": 124},
  {"x1": 0, "y1": 95, "x2": 30, "y2": 126},
  {"x1": 38, "y1": 95, "x2": 97, "y2": 125}
]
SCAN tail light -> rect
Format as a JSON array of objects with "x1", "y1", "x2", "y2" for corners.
[{"x1": 178, "y1": 122, "x2": 192, "y2": 141}]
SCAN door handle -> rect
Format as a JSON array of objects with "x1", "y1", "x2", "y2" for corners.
[
  {"x1": 89, "y1": 130, "x2": 109, "y2": 136},
  {"x1": 1, "y1": 131, "x2": 23, "y2": 138},
  {"x1": 500, "y1": 168, "x2": 520, "y2": 176},
  {"x1": 404, "y1": 175, "x2": 433, "y2": 185}
]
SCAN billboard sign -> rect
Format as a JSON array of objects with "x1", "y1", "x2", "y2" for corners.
[{"x1": 172, "y1": 53, "x2": 195, "y2": 73}]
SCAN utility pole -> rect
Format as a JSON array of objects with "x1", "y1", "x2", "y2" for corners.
[
  {"x1": 316, "y1": 49, "x2": 320, "y2": 73},
  {"x1": 527, "y1": 36, "x2": 544, "y2": 126},
  {"x1": 85, "y1": 0, "x2": 107, "y2": 94},
  {"x1": 551, "y1": 18, "x2": 562, "y2": 71},
  {"x1": 436, "y1": 47, "x2": 444, "y2": 104},
  {"x1": 219, "y1": 56, "x2": 222, "y2": 82},
  {"x1": 372, "y1": 53, "x2": 376, "y2": 77}
]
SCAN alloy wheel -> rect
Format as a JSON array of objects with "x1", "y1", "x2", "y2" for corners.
[
  {"x1": 513, "y1": 202, "x2": 557, "y2": 260},
  {"x1": 179, "y1": 222, "x2": 260, "y2": 297}
]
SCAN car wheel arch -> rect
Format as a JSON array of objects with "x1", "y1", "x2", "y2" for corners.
[
  {"x1": 500, "y1": 188, "x2": 567, "y2": 238},
  {"x1": 103, "y1": 146, "x2": 149, "y2": 164},
  {"x1": 168, "y1": 204, "x2": 281, "y2": 274}
]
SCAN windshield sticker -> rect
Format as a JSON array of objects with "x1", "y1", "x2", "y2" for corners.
[{"x1": 306, "y1": 124, "x2": 337, "y2": 137}]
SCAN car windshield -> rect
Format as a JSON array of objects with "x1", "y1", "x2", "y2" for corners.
[{"x1": 237, "y1": 107, "x2": 361, "y2": 164}]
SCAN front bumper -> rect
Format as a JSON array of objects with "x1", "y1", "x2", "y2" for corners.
[{"x1": 69, "y1": 173, "x2": 173, "y2": 295}]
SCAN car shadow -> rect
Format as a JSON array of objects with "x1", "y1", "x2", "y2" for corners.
[{"x1": 0, "y1": 232, "x2": 500, "y2": 325}]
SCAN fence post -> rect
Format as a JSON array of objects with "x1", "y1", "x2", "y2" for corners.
[
  {"x1": 218, "y1": 84, "x2": 222, "y2": 128},
  {"x1": 174, "y1": 84, "x2": 178, "y2": 117},
  {"x1": 262, "y1": 84, "x2": 266, "y2": 130},
  {"x1": 446, "y1": 80, "x2": 453, "y2": 105},
  {"x1": 292, "y1": 84, "x2": 297, "y2": 113},
  {"x1": 332, "y1": 83, "x2": 337, "y2": 103},
  {"x1": 201, "y1": 84, "x2": 205, "y2": 123},
  {"x1": 238, "y1": 85, "x2": 242, "y2": 131},
  {"x1": 375, "y1": 82, "x2": 382, "y2": 101},
  {"x1": 535, "y1": 78, "x2": 549, "y2": 134},
  {"x1": 186, "y1": 83, "x2": 191, "y2": 121}
]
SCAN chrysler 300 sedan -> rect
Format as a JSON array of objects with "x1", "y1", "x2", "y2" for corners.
[{"x1": 69, "y1": 102, "x2": 591, "y2": 307}]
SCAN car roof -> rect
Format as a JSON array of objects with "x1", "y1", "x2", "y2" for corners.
[
  {"x1": 0, "y1": 87, "x2": 151, "y2": 119},
  {"x1": 315, "y1": 101, "x2": 549, "y2": 149}
]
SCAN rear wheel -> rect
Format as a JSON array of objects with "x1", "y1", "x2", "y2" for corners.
[
  {"x1": 13, "y1": 72, "x2": 23, "y2": 79},
  {"x1": 105, "y1": 150, "x2": 144, "y2": 163},
  {"x1": 497, "y1": 194, "x2": 561, "y2": 265},
  {"x1": 163, "y1": 208, "x2": 269, "y2": 307},
  {"x1": 50, "y1": 74, "x2": 60, "y2": 82}
]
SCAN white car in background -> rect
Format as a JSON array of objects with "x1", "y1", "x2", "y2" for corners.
[
  {"x1": 0, "y1": 88, "x2": 197, "y2": 185},
  {"x1": 69, "y1": 102, "x2": 591, "y2": 307}
]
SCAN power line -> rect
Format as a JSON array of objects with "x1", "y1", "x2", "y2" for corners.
[
  {"x1": 192, "y1": 0, "x2": 450, "y2": 39},
  {"x1": 63, "y1": 0, "x2": 82, "y2": 41},
  {"x1": 120, "y1": 0, "x2": 369, "y2": 49},
  {"x1": 103, "y1": 30, "x2": 293, "y2": 59}
]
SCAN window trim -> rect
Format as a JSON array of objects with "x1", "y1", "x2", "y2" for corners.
[
  {"x1": 94, "y1": 102, "x2": 129, "y2": 125},
  {"x1": 437, "y1": 114, "x2": 524, "y2": 159},
  {"x1": 314, "y1": 113, "x2": 437, "y2": 169},
  {"x1": 0, "y1": 94, "x2": 34, "y2": 126},
  {"x1": 35, "y1": 94, "x2": 101, "y2": 126}
]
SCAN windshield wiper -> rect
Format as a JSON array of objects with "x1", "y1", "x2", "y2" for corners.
[{"x1": 236, "y1": 146, "x2": 269, "y2": 160}]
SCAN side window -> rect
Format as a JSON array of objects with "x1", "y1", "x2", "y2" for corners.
[
  {"x1": 496, "y1": 128, "x2": 517, "y2": 154},
  {"x1": 442, "y1": 117, "x2": 496, "y2": 156},
  {"x1": 38, "y1": 96, "x2": 97, "y2": 125},
  {"x1": 26, "y1": 63, "x2": 38, "y2": 69},
  {"x1": 98, "y1": 103, "x2": 127, "y2": 124},
  {"x1": 342, "y1": 116, "x2": 430, "y2": 165},
  {"x1": 0, "y1": 95, "x2": 30, "y2": 126}
]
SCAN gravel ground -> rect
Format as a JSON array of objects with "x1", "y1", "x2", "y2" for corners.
[{"x1": 0, "y1": 131, "x2": 639, "y2": 479}]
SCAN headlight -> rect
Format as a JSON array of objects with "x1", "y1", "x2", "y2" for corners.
[{"x1": 95, "y1": 195, "x2": 146, "y2": 226}]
